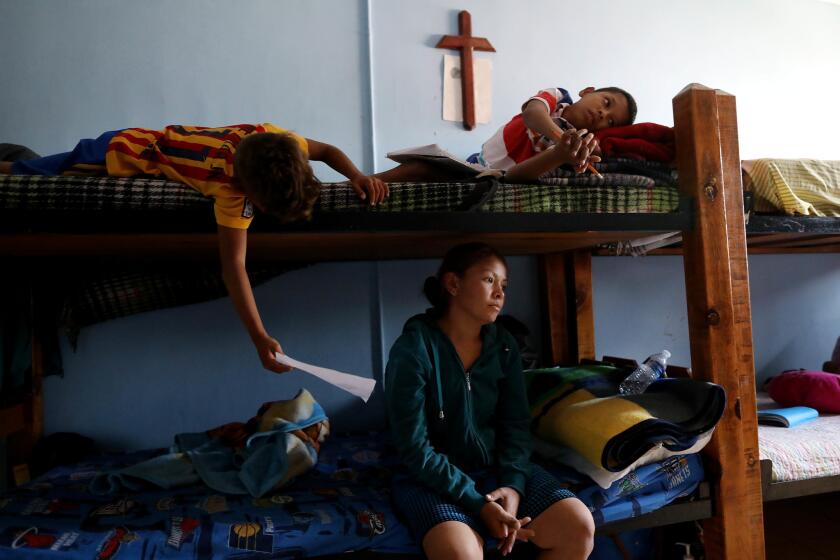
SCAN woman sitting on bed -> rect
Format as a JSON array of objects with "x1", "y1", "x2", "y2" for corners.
[{"x1": 385, "y1": 242, "x2": 594, "y2": 559}]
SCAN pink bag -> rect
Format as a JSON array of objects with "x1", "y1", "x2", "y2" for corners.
[{"x1": 767, "y1": 369, "x2": 840, "y2": 414}]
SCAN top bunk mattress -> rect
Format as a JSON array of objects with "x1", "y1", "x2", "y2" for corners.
[{"x1": 0, "y1": 157, "x2": 682, "y2": 234}]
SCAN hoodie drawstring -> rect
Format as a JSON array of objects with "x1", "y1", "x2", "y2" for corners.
[
  {"x1": 422, "y1": 324, "x2": 508, "y2": 422},
  {"x1": 422, "y1": 331, "x2": 445, "y2": 420},
  {"x1": 433, "y1": 341, "x2": 445, "y2": 420}
]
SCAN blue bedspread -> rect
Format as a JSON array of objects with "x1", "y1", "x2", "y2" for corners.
[{"x1": 0, "y1": 433, "x2": 703, "y2": 558}]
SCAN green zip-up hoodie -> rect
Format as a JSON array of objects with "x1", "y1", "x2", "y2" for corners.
[{"x1": 385, "y1": 312, "x2": 532, "y2": 515}]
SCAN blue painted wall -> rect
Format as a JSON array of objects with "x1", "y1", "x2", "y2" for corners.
[
  {"x1": 0, "y1": 0, "x2": 838, "y2": 449},
  {"x1": 591, "y1": 254, "x2": 840, "y2": 384}
]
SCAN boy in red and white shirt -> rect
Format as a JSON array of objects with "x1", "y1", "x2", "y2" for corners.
[
  {"x1": 378, "y1": 86, "x2": 636, "y2": 183},
  {"x1": 477, "y1": 86, "x2": 637, "y2": 181}
]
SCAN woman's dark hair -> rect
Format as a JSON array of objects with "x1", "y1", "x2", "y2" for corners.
[{"x1": 423, "y1": 242, "x2": 507, "y2": 312}]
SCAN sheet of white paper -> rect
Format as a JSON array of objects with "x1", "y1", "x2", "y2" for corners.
[
  {"x1": 443, "y1": 54, "x2": 492, "y2": 124},
  {"x1": 274, "y1": 353, "x2": 376, "y2": 403}
]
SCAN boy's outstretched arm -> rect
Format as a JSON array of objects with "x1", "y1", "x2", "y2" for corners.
[
  {"x1": 306, "y1": 138, "x2": 389, "y2": 205},
  {"x1": 218, "y1": 225, "x2": 292, "y2": 374},
  {"x1": 521, "y1": 100, "x2": 568, "y2": 140}
]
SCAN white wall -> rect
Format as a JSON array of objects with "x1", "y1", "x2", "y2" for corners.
[
  {"x1": 1, "y1": 0, "x2": 838, "y2": 448},
  {"x1": 368, "y1": 0, "x2": 840, "y2": 165},
  {"x1": 0, "y1": 0, "x2": 372, "y2": 179}
]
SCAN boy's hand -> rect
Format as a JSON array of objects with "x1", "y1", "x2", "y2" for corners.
[
  {"x1": 552, "y1": 129, "x2": 600, "y2": 172},
  {"x1": 350, "y1": 175, "x2": 389, "y2": 206},
  {"x1": 486, "y1": 488, "x2": 533, "y2": 555},
  {"x1": 256, "y1": 334, "x2": 293, "y2": 374}
]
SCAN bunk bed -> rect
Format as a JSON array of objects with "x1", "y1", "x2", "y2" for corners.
[
  {"x1": 0, "y1": 84, "x2": 766, "y2": 559},
  {"x1": 591, "y1": 188, "x2": 840, "y2": 504},
  {"x1": 560, "y1": 100, "x2": 840, "y2": 539},
  {"x1": 752, "y1": 195, "x2": 840, "y2": 503},
  {"x1": 588, "y1": 217, "x2": 840, "y2": 506}
]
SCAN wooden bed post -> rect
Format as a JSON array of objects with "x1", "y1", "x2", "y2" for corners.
[
  {"x1": 28, "y1": 283, "x2": 45, "y2": 443},
  {"x1": 673, "y1": 84, "x2": 765, "y2": 559},
  {"x1": 12, "y1": 282, "x2": 46, "y2": 485},
  {"x1": 539, "y1": 249, "x2": 595, "y2": 365},
  {"x1": 0, "y1": 279, "x2": 44, "y2": 487}
]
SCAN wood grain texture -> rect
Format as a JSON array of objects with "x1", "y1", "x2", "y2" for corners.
[
  {"x1": 674, "y1": 84, "x2": 765, "y2": 560},
  {"x1": 0, "y1": 231, "x2": 663, "y2": 260},
  {"x1": 538, "y1": 250, "x2": 595, "y2": 365},
  {"x1": 572, "y1": 250, "x2": 595, "y2": 361}
]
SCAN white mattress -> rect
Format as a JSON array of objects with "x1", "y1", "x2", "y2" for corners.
[{"x1": 757, "y1": 392, "x2": 840, "y2": 482}]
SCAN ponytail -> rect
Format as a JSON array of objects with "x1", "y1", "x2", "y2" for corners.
[
  {"x1": 423, "y1": 275, "x2": 444, "y2": 309},
  {"x1": 422, "y1": 242, "x2": 507, "y2": 314}
]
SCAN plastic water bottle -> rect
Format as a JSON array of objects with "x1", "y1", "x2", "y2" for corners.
[{"x1": 618, "y1": 350, "x2": 671, "y2": 395}]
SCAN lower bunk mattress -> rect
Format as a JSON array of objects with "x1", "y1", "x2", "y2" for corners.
[
  {"x1": 757, "y1": 393, "x2": 840, "y2": 483},
  {"x1": 0, "y1": 432, "x2": 703, "y2": 559}
]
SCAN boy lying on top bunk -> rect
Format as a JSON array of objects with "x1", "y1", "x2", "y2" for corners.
[
  {"x1": 0, "y1": 125, "x2": 388, "y2": 376},
  {"x1": 376, "y1": 85, "x2": 638, "y2": 183}
]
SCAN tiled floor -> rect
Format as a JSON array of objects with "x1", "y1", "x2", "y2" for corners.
[{"x1": 764, "y1": 492, "x2": 840, "y2": 560}]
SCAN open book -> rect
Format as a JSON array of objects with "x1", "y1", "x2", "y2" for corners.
[
  {"x1": 386, "y1": 144, "x2": 488, "y2": 176},
  {"x1": 757, "y1": 406, "x2": 818, "y2": 428}
]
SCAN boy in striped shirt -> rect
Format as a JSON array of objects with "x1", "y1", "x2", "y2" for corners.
[
  {"x1": 377, "y1": 86, "x2": 636, "y2": 183},
  {"x1": 1, "y1": 124, "x2": 388, "y2": 375}
]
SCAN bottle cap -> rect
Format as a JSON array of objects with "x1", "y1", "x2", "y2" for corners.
[{"x1": 675, "y1": 542, "x2": 694, "y2": 560}]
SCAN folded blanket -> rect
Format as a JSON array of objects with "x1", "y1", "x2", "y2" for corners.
[
  {"x1": 594, "y1": 123, "x2": 676, "y2": 163},
  {"x1": 550, "y1": 453, "x2": 705, "y2": 526},
  {"x1": 525, "y1": 365, "x2": 725, "y2": 472},
  {"x1": 91, "y1": 388, "x2": 329, "y2": 497},
  {"x1": 742, "y1": 158, "x2": 840, "y2": 216},
  {"x1": 533, "y1": 428, "x2": 712, "y2": 489},
  {"x1": 539, "y1": 156, "x2": 678, "y2": 188}
]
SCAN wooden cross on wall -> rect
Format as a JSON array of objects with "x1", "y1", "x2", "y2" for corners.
[{"x1": 435, "y1": 11, "x2": 495, "y2": 130}]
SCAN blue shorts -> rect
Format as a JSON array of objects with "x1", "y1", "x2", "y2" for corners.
[
  {"x1": 392, "y1": 464, "x2": 575, "y2": 543},
  {"x1": 466, "y1": 152, "x2": 488, "y2": 166},
  {"x1": 12, "y1": 130, "x2": 119, "y2": 175}
]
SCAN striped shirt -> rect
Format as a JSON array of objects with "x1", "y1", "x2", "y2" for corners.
[
  {"x1": 106, "y1": 123, "x2": 308, "y2": 229},
  {"x1": 479, "y1": 88, "x2": 574, "y2": 170}
]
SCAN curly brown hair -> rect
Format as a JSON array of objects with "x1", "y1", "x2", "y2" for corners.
[{"x1": 234, "y1": 132, "x2": 321, "y2": 223}]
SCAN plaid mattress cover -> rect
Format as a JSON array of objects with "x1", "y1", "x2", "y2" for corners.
[{"x1": 0, "y1": 158, "x2": 680, "y2": 218}]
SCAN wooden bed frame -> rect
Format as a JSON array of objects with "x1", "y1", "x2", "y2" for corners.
[
  {"x1": 547, "y1": 105, "x2": 840, "y2": 556},
  {"x1": 760, "y1": 460, "x2": 840, "y2": 502},
  {"x1": 0, "y1": 83, "x2": 776, "y2": 559}
]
